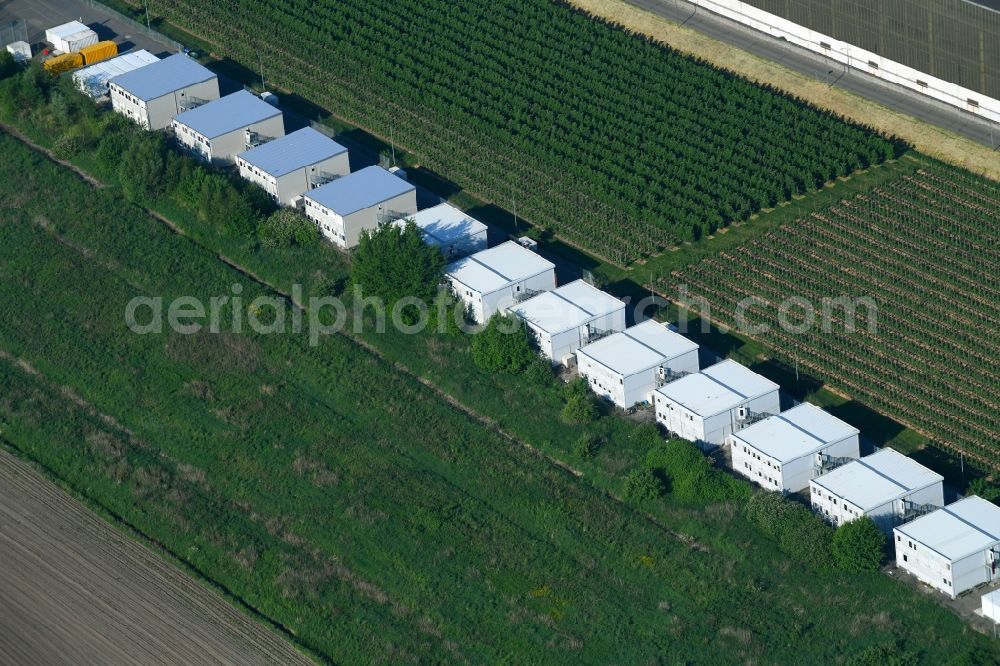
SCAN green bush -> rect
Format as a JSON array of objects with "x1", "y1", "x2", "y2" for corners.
[
  {"x1": 745, "y1": 491, "x2": 833, "y2": 566},
  {"x1": 574, "y1": 433, "x2": 603, "y2": 460},
  {"x1": 623, "y1": 467, "x2": 665, "y2": 502},
  {"x1": 845, "y1": 641, "x2": 918, "y2": 666},
  {"x1": 967, "y1": 477, "x2": 1000, "y2": 504},
  {"x1": 352, "y1": 220, "x2": 445, "y2": 306},
  {"x1": 470, "y1": 314, "x2": 537, "y2": 374},
  {"x1": 832, "y1": 517, "x2": 886, "y2": 572},
  {"x1": 561, "y1": 392, "x2": 598, "y2": 425},
  {"x1": 644, "y1": 439, "x2": 749, "y2": 503},
  {"x1": 118, "y1": 134, "x2": 165, "y2": 202},
  {"x1": 257, "y1": 208, "x2": 318, "y2": 248}
]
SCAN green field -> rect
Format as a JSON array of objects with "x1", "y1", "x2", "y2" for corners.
[
  {"x1": 123, "y1": 0, "x2": 896, "y2": 264},
  {"x1": 671, "y1": 158, "x2": 1000, "y2": 469},
  {"x1": 1, "y1": 87, "x2": 999, "y2": 662}
]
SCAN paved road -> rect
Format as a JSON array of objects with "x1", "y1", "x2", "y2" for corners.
[
  {"x1": 0, "y1": 0, "x2": 178, "y2": 57},
  {"x1": 0, "y1": 448, "x2": 313, "y2": 665},
  {"x1": 624, "y1": 0, "x2": 1000, "y2": 148}
]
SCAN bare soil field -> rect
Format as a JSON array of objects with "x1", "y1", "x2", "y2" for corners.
[
  {"x1": 0, "y1": 448, "x2": 313, "y2": 666},
  {"x1": 568, "y1": 0, "x2": 1000, "y2": 181}
]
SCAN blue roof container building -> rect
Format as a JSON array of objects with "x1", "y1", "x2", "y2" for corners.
[
  {"x1": 108, "y1": 53, "x2": 220, "y2": 130},
  {"x1": 237, "y1": 127, "x2": 350, "y2": 206},
  {"x1": 303, "y1": 166, "x2": 417, "y2": 249},
  {"x1": 171, "y1": 90, "x2": 285, "y2": 166}
]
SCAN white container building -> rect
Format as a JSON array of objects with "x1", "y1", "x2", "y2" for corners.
[
  {"x1": 810, "y1": 448, "x2": 944, "y2": 532},
  {"x1": 236, "y1": 127, "x2": 349, "y2": 205},
  {"x1": 446, "y1": 241, "x2": 556, "y2": 324},
  {"x1": 303, "y1": 165, "x2": 416, "y2": 249},
  {"x1": 73, "y1": 50, "x2": 159, "y2": 99},
  {"x1": 654, "y1": 359, "x2": 780, "y2": 449},
  {"x1": 6, "y1": 41, "x2": 31, "y2": 64},
  {"x1": 172, "y1": 90, "x2": 284, "y2": 165},
  {"x1": 109, "y1": 53, "x2": 219, "y2": 130},
  {"x1": 730, "y1": 402, "x2": 861, "y2": 493},
  {"x1": 45, "y1": 21, "x2": 98, "y2": 53},
  {"x1": 894, "y1": 496, "x2": 1000, "y2": 599},
  {"x1": 575, "y1": 320, "x2": 699, "y2": 408},
  {"x1": 400, "y1": 203, "x2": 488, "y2": 259},
  {"x1": 982, "y1": 588, "x2": 1000, "y2": 624},
  {"x1": 507, "y1": 280, "x2": 627, "y2": 365}
]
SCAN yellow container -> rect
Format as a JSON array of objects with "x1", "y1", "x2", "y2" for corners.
[
  {"x1": 43, "y1": 52, "x2": 84, "y2": 76},
  {"x1": 79, "y1": 40, "x2": 118, "y2": 65}
]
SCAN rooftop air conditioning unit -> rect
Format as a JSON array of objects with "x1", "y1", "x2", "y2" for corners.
[{"x1": 517, "y1": 236, "x2": 538, "y2": 251}]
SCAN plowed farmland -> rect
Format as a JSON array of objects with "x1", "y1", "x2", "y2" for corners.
[{"x1": 0, "y1": 449, "x2": 312, "y2": 665}]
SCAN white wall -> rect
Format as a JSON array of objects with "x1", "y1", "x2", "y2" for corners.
[
  {"x1": 240, "y1": 152, "x2": 350, "y2": 206},
  {"x1": 111, "y1": 78, "x2": 220, "y2": 131},
  {"x1": 656, "y1": 389, "x2": 781, "y2": 449},
  {"x1": 452, "y1": 269, "x2": 557, "y2": 324},
  {"x1": 688, "y1": 0, "x2": 1000, "y2": 124},
  {"x1": 895, "y1": 531, "x2": 954, "y2": 596},
  {"x1": 813, "y1": 473, "x2": 942, "y2": 533},
  {"x1": 307, "y1": 191, "x2": 417, "y2": 249}
]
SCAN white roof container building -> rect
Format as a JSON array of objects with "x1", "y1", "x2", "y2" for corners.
[
  {"x1": 236, "y1": 127, "x2": 349, "y2": 206},
  {"x1": 73, "y1": 50, "x2": 159, "y2": 99},
  {"x1": 172, "y1": 90, "x2": 285, "y2": 166},
  {"x1": 507, "y1": 280, "x2": 627, "y2": 366},
  {"x1": 109, "y1": 53, "x2": 220, "y2": 130},
  {"x1": 303, "y1": 166, "x2": 416, "y2": 249},
  {"x1": 982, "y1": 588, "x2": 1000, "y2": 623},
  {"x1": 730, "y1": 402, "x2": 861, "y2": 493},
  {"x1": 810, "y1": 448, "x2": 943, "y2": 532},
  {"x1": 575, "y1": 320, "x2": 699, "y2": 409},
  {"x1": 45, "y1": 21, "x2": 98, "y2": 53},
  {"x1": 654, "y1": 359, "x2": 780, "y2": 449},
  {"x1": 894, "y1": 496, "x2": 1000, "y2": 598},
  {"x1": 446, "y1": 241, "x2": 556, "y2": 324},
  {"x1": 399, "y1": 203, "x2": 488, "y2": 259}
]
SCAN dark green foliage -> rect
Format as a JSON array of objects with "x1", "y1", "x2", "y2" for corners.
[
  {"x1": 0, "y1": 51, "x2": 19, "y2": 81},
  {"x1": 352, "y1": 221, "x2": 445, "y2": 306},
  {"x1": 470, "y1": 314, "x2": 537, "y2": 374},
  {"x1": 118, "y1": 133, "x2": 165, "y2": 202},
  {"x1": 832, "y1": 517, "x2": 886, "y2": 572},
  {"x1": 845, "y1": 641, "x2": 918, "y2": 666},
  {"x1": 257, "y1": 208, "x2": 318, "y2": 248},
  {"x1": 744, "y1": 491, "x2": 833, "y2": 566},
  {"x1": 645, "y1": 439, "x2": 749, "y2": 503},
  {"x1": 574, "y1": 433, "x2": 603, "y2": 460},
  {"x1": 561, "y1": 392, "x2": 599, "y2": 425},
  {"x1": 147, "y1": 0, "x2": 897, "y2": 264},
  {"x1": 623, "y1": 467, "x2": 665, "y2": 502},
  {"x1": 967, "y1": 477, "x2": 1000, "y2": 504}
]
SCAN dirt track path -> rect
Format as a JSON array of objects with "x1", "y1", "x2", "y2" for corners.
[{"x1": 0, "y1": 448, "x2": 314, "y2": 665}]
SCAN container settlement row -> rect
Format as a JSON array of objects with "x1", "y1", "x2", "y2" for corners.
[{"x1": 41, "y1": 39, "x2": 1000, "y2": 607}]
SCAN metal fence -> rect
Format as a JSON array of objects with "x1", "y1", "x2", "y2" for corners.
[
  {"x1": 743, "y1": 0, "x2": 1000, "y2": 99},
  {"x1": 79, "y1": 0, "x2": 184, "y2": 52},
  {"x1": 0, "y1": 19, "x2": 29, "y2": 48}
]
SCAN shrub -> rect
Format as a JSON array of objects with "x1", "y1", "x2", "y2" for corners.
[
  {"x1": 470, "y1": 314, "x2": 537, "y2": 375},
  {"x1": 352, "y1": 220, "x2": 445, "y2": 306},
  {"x1": 118, "y1": 134, "x2": 164, "y2": 202},
  {"x1": 523, "y1": 356, "x2": 556, "y2": 387},
  {"x1": 845, "y1": 641, "x2": 918, "y2": 666},
  {"x1": 745, "y1": 491, "x2": 833, "y2": 566},
  {"x1": 644, "y1": 439, "x2": 749, "y2": 503},
  {"x1": 258, "y1": 208, "x2": 318, "y2": 248},
  {"x1": 561, "y1": 392, "x2": 598, "y2": 425},
  {"x1": 574, "y1": 433, "x2": 603, "y2": 460},
  {"x1": 624, "y1": 468, "x2": 665, "y2": 502},
  {"x1": 832, "y1": 517, "x2": 886, "y2": 572},
  {"x1": 967, "y1": 477, "x2": 1000, "y2": 504}
]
